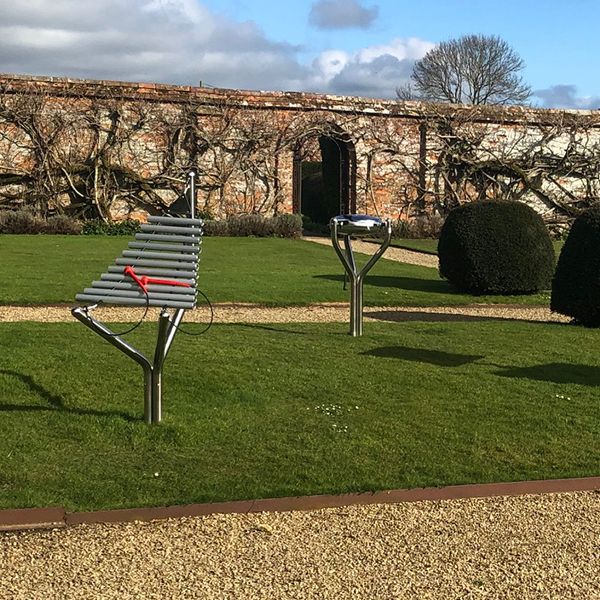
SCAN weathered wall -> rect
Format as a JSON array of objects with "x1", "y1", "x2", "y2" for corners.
[{"x1": 0, "y1": 73, "x2": 599, "y2": 229}]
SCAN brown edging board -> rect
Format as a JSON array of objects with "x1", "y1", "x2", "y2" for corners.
[
  {"x1": 0, "y1": 507, "x2": 65, "y2": 531},
  {"x1": 2, "y1": 476, "x2": 600, "y2": 532}
]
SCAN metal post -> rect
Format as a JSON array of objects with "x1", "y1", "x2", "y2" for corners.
[
  {"x1": 144, "y1": 370, "x2": 152, "y2": 425},
  {"x1": 330, "y1": 216, "x2": 392, "y2": 337},
  {"x1": 151, "y1": 310, "x2": 171, "y2": 424},
  {"x1": 188, "y1": 170, "x2": 196, "y2": 220}
]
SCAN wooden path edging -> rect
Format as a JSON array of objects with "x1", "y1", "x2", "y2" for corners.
[{"x1": 1, "y1": 476, "x2": 599, "y2": 532}]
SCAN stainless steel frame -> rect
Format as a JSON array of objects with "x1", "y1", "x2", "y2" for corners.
[
  {"x1": 71, "y1": 170, "x2": 198, "y2": 424},
  {"x1": 330, "y1": 215, "x2": 392, "y2": 337},
  {"x1": 71, "y1": 307, "x2": 185, "y2": 424}
]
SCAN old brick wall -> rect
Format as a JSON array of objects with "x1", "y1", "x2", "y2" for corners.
[{"x1": 0, "y1": 73, "x2": 599, "y2": 229}]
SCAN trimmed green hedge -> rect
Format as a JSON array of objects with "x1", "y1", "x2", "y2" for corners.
[
  {"x1": 0, "y1": 210, "x2": 303, "y2": 238},
  {"x1": 438, "y1": 201, "x2": 555, "y2": 294},
  {"x1": 551, "y1": 206, "x2": 600, "y2": 326},
  {"x1": 203, "y1": 213, "x2": 303, "y2": 238}
]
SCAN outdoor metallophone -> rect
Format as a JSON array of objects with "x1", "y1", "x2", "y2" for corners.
[
  {"x1": 72, "y1": 171, "x2": 202, "y2": 424},
  {"x1": 75, "y1": 214, "x2": 202, "y2": 309}
]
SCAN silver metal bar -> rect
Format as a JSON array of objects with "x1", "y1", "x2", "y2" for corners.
[
  {"x1": 343, "y1": 235, "x2": 357, "y2": 275},
  {"x1": 75, "y1": 294, "x2": 195, "y2": 309},
  {"x1": 115, "y1": 258, "x2": 195, "y2": 269},
  {"x1": 107, "y1": 266, "x2": 196, "y2": 277},
  {"x1": 148, "y1": 215, "x2": 203, "y2": 227},
  {"x1": 330, "y1": 220, "x2": 355, "y2": 279},
  {"x1": 100, "y1": 273, "x2": 196, "y2": 286},
  {"x1": 163, "y1": 308, "x2": 185, "y2": 361},
  {"x1": 122, "y1": 250, "x2": 197, "y2": 262},
  {"x1": 135, "y1": 233, "x2": 200, "y2": 244},
  {"x1": 84, "y1": 288, "x2": 196, "y2": 303},
  {"x1": 141, "y1": 224, "x2": 202, "y2": 236},
  {"x1": 358, "y1": 224, "x2": 393, "y2": 278},
  {"x1": 128, "y1": 242, "x2": 200, "y2": 253},
  {"x1": 91, "y1": 281, "x2": 196, "y2": 295}
]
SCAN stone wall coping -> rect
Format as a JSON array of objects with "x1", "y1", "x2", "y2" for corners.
[{"x1": 1, "y1": 72, "x2": 598, "y2": 127}]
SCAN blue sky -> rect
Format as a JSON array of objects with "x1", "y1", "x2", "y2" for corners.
[{"x1": 0, "y1": 0, "x2": 598, "y2": 108}]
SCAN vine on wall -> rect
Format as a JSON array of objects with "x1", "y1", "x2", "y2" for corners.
[{"x1": 0, "y1": 82, "x2": 599, "y2": 231}]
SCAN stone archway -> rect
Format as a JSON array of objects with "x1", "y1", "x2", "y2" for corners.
[{"x1": 292, "y1": 127, "x2": 356, "y2": 227}]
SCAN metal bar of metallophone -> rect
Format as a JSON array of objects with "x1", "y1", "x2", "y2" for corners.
[
  {"x1": 114, "y1": 258, "x2": 196, "y2": 269},
  {"x1": 91, "y1": 280, "x2": 196, "y2": 295},
  {"x1": 140, "y1": 224, "x2": 202, "y2": 236},
  {"x1": 99, "y1": 273, "x2": 196, "y2": 285},
  {"x1": 148, "y1": 215, "x2": 203, "y2": 227},
  {"x1": 135, "y1": 233, "x2": 200, "y2": 244},
  {"x1": 121, "y1": 250, "x2": 197, "y2": 262},
  {"x1": 83, "y1": 288, "x2": 196, "y2": 303},
  {"x1": 107, "y1": 266, "x2": 196, "y2": 278},
  {"x1": 127, "y1": 242, "x2": 200, "y2": 253},
  {"x1": 75, "y1": 294, "x2": 195, "y2": 309}
]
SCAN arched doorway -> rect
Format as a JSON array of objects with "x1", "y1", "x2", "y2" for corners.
[{"x1": 293, "y1": 128, "x2": 356, "y2": 229}]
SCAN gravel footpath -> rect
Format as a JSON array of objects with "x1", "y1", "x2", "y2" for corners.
[
  {"x1": 2, "y1": 491, "x2": 599, "y2": 599},
  {"x1": 302, "y1": 236, "x2": 439, "y2": 268}
]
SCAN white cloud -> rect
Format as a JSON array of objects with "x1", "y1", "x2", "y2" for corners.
[
  {"x1": 310, "y1": 38, "x2": 434, "y2": 98},
  {"x1": 0, "y1": 0, "x2": 433, "y2": 98},
  {"x1": 0, "y1": 0, "x2": 305, "y2": 89},
  {"x1": 357, "y1": 37, "x2": 434, "y2": 63},
  {"x1": 533, "y1": 85, "x2": 600, "y2": 110}
]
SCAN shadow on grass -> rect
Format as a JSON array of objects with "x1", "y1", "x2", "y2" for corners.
[
  {"x1": 315, "y1": 274, "x2": 453, "y2": 294},
  {"x1": 365, "y1": 310, "x2": 493, "y2": 323},
  {"x1": 235, "y1": 323, "x2": 349, "y2": 336},
  {"x1": 496, "y1": 363, "x2": 600, "y2": 386},
  {"x1": 362, "y1": 346, "x2": 484, "y2": 367},
  {"x1": 235, "y1": 323, "x2": 313, "y2": 336},
  {"x1": 0, "y1": 370, "x2": 138, "y2": 421}
]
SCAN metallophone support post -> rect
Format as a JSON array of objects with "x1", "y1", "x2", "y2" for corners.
[{"x1": 330, "y1": 214, "x2": 392, "y2": 337}]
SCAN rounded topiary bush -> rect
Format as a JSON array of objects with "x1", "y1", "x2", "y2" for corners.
[
  {"x1": 438, "y1": 201, "x2": 555, "y2": 295},
  {"x1": 551, "y1": 206, "x2": 600, "y2": 326}
]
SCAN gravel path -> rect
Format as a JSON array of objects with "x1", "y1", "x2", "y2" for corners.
[
  {"x1": 2, "y1": 491, "x2": 599, "y2": 599},
  {"x1": 0, "y1": 303, "x2": 569, "y2": 324}
]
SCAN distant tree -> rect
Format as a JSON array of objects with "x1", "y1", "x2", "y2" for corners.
[
  {"x1": 399, "y1": 34, "x2": 531, "y2": 105},
  {"x1": 395, "y1": 82, "x2": 418, "y2": 101}
]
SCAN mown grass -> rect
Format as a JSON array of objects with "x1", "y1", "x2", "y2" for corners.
[
  {"x1": 0, "y1": 235, "x2": 551, "y2": 306},
  {"x1": 390, "y1": 238, "x2": 439, "y2": 254},
  {"x1": 0, "y1": 320, "x2": 598, "y2": 511}
]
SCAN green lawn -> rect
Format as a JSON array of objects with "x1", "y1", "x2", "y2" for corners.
[
  {"x1": 391, "y1": 238, "x2": 439, "y2": 254},
  {"x1": 0, "y1": 320, "x2": 598, "y2": 511},
  {"x1": 0, "y1": 235, "x2": 551, "y2": 306}
]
